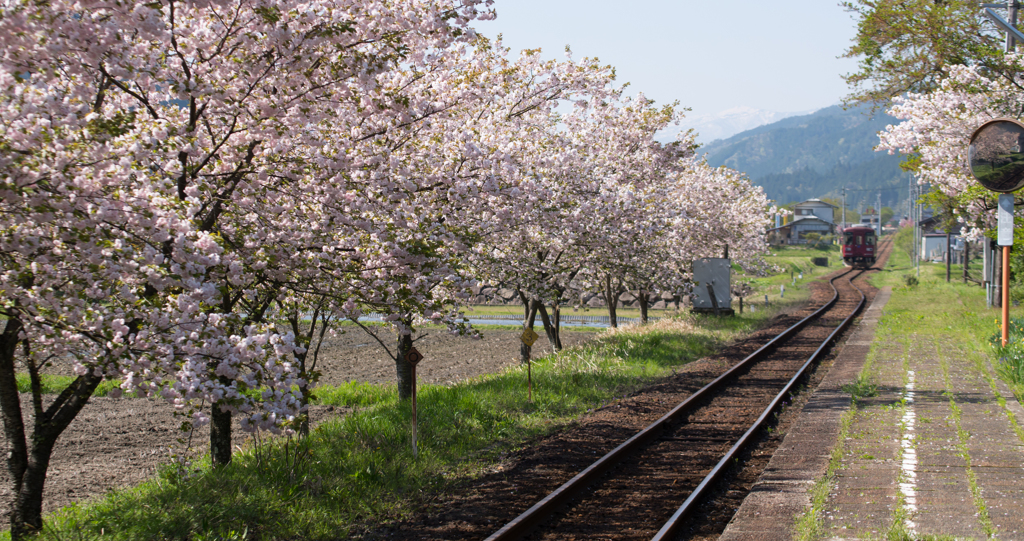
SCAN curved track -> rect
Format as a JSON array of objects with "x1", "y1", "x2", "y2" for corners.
[{"x1": 486, "y1": 241, "x2": 891, "y2": 541}]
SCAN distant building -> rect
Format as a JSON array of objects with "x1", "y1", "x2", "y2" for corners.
[
  {"x1": 767, "y1": 199, "x2": 838, "y2": 245},
  {"x1": 794, "y1": 199, "x2": 837, "y2": 223}
]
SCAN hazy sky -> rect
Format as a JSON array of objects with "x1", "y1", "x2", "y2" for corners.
[{"x1": 473, "y1": 0, "x2": 862, "y2": 118}]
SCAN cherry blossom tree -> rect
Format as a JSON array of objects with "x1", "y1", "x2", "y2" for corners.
[
  {"x1": 0, "y1": 2, "x2": 782, "y2": 538},
  {"x1": 0, "y1": 0, "x2": 493, "y2": 535},
  {"x1": 473, "y1": 91, "x2": 679, "y2": 350},
  {"x1": 877, "y1": 57, "x2": 1024, "y2": 237},
  {"x1": 583, "y1": 153, "x2": 775, "y2": 325}
]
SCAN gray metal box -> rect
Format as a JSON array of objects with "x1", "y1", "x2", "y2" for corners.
[{"x1": 692, "y1": 258, "x2": 732, "y2": 312}]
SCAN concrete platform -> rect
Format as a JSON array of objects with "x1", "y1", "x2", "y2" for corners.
[{"x1": 720, "y1": 286, "x2": 1024, "y2": 540}]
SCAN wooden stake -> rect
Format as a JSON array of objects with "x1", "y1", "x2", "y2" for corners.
[{"x1": 411, "y1": 363, "x2": 418, "y2": 457}]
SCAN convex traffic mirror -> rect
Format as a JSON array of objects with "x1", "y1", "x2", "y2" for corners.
[{"x1": 968, "y1": 118, "x2": 1024, "y2": 193}]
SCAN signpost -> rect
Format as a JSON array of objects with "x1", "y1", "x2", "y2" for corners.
[
  {"x1": 405, "y1": 346, "x2": 423, "y2": 457},
  {"x1": 520, "y1": 328, "x2": 539, "y2": 401},
  {"x1": 967, "y1": 117, "x2": 1024, "y2": 346},
  {"x1": 975, "y1": 3, "x2": 1024, "y2": 344}
]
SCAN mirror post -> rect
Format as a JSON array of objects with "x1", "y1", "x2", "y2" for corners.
[
  {"x1": 1000, "y1": 194, "x2": 1015, "y2": 345},
  {"x1": 967, "y1": 117, "x2": 1024, "y2": 347},
  {"x1": 1005, "y1": 244, "x2": 1011, "y2": 346}
]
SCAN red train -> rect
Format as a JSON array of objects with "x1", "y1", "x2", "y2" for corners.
[{"x1": 842, "y1": 226, "x2": 877, "y2": 268}]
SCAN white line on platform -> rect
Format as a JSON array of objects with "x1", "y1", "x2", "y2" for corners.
[{"x1": 901, "y1": 370, "x2": 918, "y2": 531}]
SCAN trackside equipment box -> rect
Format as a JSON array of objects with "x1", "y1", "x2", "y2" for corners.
[{"x1": 692, "y1": 258, "x2": 733, "y2": 316}]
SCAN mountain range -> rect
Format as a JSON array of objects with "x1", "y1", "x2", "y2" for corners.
[
  {"x1": 699, "y1": 104, "x2": 914, "y2": 214},
  {"x1": 658, "y1": 106, "x2": 813, "y2": 145}
]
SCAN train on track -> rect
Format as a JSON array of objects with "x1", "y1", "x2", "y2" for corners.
[{"x1": 841, "y1": 225, "x2": 877, "y2": 268}]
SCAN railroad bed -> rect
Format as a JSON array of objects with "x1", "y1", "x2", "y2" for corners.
[
  {"x1": 485, "y1": 253, "x2": 882, "y2": 540},
  {"x1": 370, "y1": 239, "x2": 893, "y2": 541}
]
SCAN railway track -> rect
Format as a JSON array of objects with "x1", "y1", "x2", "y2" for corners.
[{"x1": 485, "y1": 240, "x2": 891, "y2": 541}]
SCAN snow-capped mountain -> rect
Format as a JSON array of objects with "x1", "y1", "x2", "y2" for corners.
[{"x1": 656, "y1": 106, "x2": 818, "y2": 145}]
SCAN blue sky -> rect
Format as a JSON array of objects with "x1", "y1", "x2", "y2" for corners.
[{"x1": 473, "y1": 1, "x2": 862, "y2": 118}]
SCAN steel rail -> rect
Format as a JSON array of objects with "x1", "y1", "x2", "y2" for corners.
[
  {"x1": 651, "y1": 268, "x2": 868, "y2": 540},
  {"x1": 483, "y1": 267, "x2": 858, "y2": 541}
]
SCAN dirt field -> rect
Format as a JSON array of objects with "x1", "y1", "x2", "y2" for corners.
[{"x1": 0, "y1": 325, "x2": 595, "y2": 523}]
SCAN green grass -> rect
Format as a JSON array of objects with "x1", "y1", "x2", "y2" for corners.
[
  {"x1": 793, "y1": 403, "x2": 858, "y2": 541},
  {"x1": 870, "y1": 237, "x2": 1024, "y2": 412},
  {"x1": 736, "y1": 243, "x2": 840, "y2": 310},
  {"x1": 840, "y1": 374, "x2": 878, "y2": 400},
  {"x1": 309, "y1": 380, "x2": 396, "y2": 408},
  {"x1": 19, "y1": 314, "x2": 776, "y2": 541},
  {"x1": 15, "y1": 373, "x2": 129, "y2": 398}
]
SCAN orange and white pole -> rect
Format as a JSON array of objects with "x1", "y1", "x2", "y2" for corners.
[{"x1": 1004, "y1": 245, "x2": 1011, "y2": 347}]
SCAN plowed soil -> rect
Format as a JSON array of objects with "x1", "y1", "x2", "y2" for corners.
[{"x1": 0, "y1": 325, "x2": 594, "y2": 524}]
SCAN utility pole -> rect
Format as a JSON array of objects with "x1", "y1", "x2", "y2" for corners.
[
  {"x1": 841, "y1": 187, "x2": 846, "y2": 231},
  {"x1": 911, "y1": 182, "x2": 916, "y2": 264},
  {"x1": 916, "y1": 196, "x2": 922, "y2": 277},
  {"x1": 946, "y1": 231, "x2": 952, "y2": 282},
  {"x1": 909, "y1": 174, "x2": 917, "y2": 227},
  {"x1": 878, "y1": 191, "x2": 883, "y2": 236},
  {"x1": 1008, "y1": 1, "x2": 1019, "y2": 50}
]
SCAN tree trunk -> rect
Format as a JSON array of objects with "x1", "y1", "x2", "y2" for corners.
[
  {"x1": 0, "y1": 316, "x2": 29, "y2": 539},
  {"x1": 638, "y1": 290, "x2": 650, "y2": 324},
  {"x1": 946, "y1": 233, "x2": 951, "y2": 283},
  {"x1": 551, "y1": 300, "x2": 563, "y2": 351},
  {"x1": 2, "y1": 316, "x2": 103, "y2": 539},
  {"x1": 210, "y1": 401, "x2": 232, "y2": 467},
  {"x1": 289, "y1": 329, "x2": 312, "y2": 437},
  {"x1": 963, "y1": 241, "x2": 969, "y2": 285},
  {"x1": 12, "y1": 431, "x2": 58, "y2": 539},
  {"x1": 517, "y1": 292, "x2": 539, "y2": 364},
  {"x1": 396, "y1": 331, "x2": 414, "y2": 401},
  {"x1": 603, "y1": 274, "x2": 620, "y2": 328},
  {"x1": 536, "y1": 303, "x2": 562, "y2": 352},
  {"x1": 298, "y1": 386, "x2": 312, "y2": 437}
]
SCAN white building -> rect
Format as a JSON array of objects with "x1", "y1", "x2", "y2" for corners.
[
  {"x1": 767, "y1": 199, "x2": 838, "y2": 245},
  {"x1": 794, "y1": 199, "x2": 836, "y2": 223}
]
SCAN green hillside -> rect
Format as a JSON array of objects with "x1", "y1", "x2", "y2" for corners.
[{"x1": 701, "y1": 105, "x2": 914, "y2": 212}]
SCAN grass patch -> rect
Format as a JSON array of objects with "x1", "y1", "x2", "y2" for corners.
[
  {"x1": 871, "y1": 241, "x2": 1024, "y2": 407},
  {"x1": 15, "y1": 373, "x2": 129, "y2": 398},
  {"x1": 20, "y1": 316, "x2": 766, "y2": 540},
  {"x1": 840, "y1": 374, "x2": 878, "y2": 400},
  {"x1": 310, "y1": 380, "x2": 396, "y2": 408},
  {"x1": 938, "y1": 344, "x2": 997, "y2": 538},
  {"x1": 793, "y1": 401, "x2": 858, "y2": 540},
  {"x1": 737, "y1": 244, "x2": 839, "y2": 311}
]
